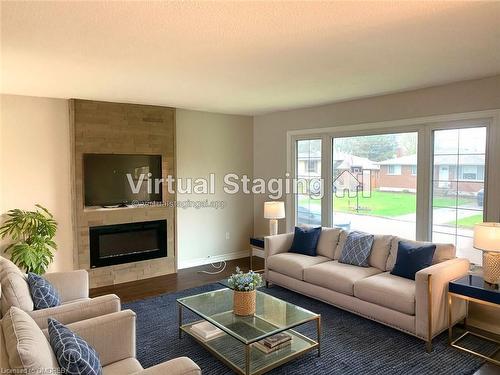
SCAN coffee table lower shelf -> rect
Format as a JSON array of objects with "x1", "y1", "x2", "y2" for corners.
[{"x1": 180, "y1": 321, "x2": 319, "y2": 375}]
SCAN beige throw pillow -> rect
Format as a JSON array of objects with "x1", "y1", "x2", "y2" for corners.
[
  {"x1": 1, "y1": 306, "x2": 58, "y2": 371},
  {"x1": 0, "y1": 258, "x2": 34, "y2": 316}
]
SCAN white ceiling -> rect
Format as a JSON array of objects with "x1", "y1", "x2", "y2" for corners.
[{"x1": 1, "y1": 1, "x2": 500, "y2": 115}]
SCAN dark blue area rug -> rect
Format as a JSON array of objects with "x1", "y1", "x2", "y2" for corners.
[{"x1": 123, "y1": 283, "x2": 487, "y2": 375}]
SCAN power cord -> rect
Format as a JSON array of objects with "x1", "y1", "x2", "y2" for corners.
[{"x1": 197, "y1": 261, "x2": 227, "y2": 275}]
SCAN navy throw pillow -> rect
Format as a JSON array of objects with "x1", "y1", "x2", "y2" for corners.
[
  {"x1": 27, "y1": 273, "x2": 60, "y2": 310},
  {"x1": 390, "y1": 241, "x2": 436, "y2": 280},
  {"x1": 48, "y1": 318, "x2": 102, "y2": 375},
  {"x1": 339, "y1": 231, "x2": 374, "y2": 267},
  {"x1": 289, "y1": 226, "x2": 322, "y2": 256}
]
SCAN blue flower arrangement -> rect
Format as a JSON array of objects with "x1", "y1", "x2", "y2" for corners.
[{"x1": 228, "y1": 267, "x2": 263, "y2": 292}]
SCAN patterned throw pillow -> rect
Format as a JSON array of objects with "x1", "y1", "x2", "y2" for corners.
[
  {"x1": 27, "y1": 273, "x2": 60, "y2": 310},
  {"x1": 48, "y1": 318, "x2": 102, "y2": 375},
  {"x1": 339, "y1": 231, "x2": 374, "y2": 267}
]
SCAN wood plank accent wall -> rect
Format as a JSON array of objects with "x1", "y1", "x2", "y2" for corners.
[{"x1": 70, "y1": 99, "x2": 176, "y2": 287}]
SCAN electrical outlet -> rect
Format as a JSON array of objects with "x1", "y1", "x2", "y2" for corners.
[{"x1": 225, "y1": 232, "x2": 230, "y2": 240}]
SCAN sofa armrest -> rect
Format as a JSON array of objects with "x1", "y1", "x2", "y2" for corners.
[
  {"x1": 415, "y1": 258, "x2": 469, "y2": 342},
  {"x1": 44, "y1": 270, "x2": 89, "y2": 302},
  {"x1": 134, "y1": 357, "x2": 201, "y2": 375},
  {"x1": 53, "y1": 310, "x2": 136, "y2": 367},
  {"x1": 31, "y1": 294, "x2": 121, "y2": 329},
  {"x1": 265, "y1": 233, "x2": 294, "y2": 258}
]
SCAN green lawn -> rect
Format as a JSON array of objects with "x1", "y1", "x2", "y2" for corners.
[
  {"x1": 299, "y1": 191, "x2": 474, "y2": 218},
  {"x1": 446, "y1": 214, "x2": 483, "y2": 229}
]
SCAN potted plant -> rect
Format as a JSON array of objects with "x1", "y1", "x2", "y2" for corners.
[
  {"x1": 0, "y1": 204, "x2": 58, "y2": 274},
  {"x1": 228, "y1": 267, "x2": 263, "y2": 316}
]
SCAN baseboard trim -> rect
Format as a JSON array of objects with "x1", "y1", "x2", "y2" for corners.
[{"x1": 177, "y1": 250, "x2": 249, "y2": 270}]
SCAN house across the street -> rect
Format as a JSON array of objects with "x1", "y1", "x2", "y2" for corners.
[{"x1": 378, "y1": 154, "x2": 484, "y2": 195}]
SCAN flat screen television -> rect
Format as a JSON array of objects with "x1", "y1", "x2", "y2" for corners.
[{"x1": 84, "y1": 154, "x2": 162, "y2": 207}]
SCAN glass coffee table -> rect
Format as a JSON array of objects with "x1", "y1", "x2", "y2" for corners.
[{"x1": 177, "y1": 288, "x2": 321, "y2": 375}]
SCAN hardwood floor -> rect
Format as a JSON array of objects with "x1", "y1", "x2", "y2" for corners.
[
  {"x1": 90, "y1": 256, "x2": 498, "y2": 375},
  {"x1": 90, "y1": 257, "x2": 265, "y2": 303}
]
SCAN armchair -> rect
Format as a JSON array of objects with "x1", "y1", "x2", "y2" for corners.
[
  {"x1": 0, "y1": 256, "x2": 120, "y2": 329},
  {"x1": 0, "y1": 307, "x2": 201, "y2": 375}
]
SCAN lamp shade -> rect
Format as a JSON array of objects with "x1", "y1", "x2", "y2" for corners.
[
  {"x1": 473, "y1": 222, "x2": 500, "y2": 252},
  {"x1": 264, "y1": 201, "x2": 285, "y2": 219}
]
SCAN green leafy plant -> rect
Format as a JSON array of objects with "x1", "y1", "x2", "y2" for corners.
[
  {"x1": 228, "y1": 267, "x2": 262, "y2": 292},
  {"x1": 0, "y1": 204, "x2": 57, "y2": 274}
]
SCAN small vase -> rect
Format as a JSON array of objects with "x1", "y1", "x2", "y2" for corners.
[{"x1": 233, "y1": 290, "x2": 257, "y2": 316}]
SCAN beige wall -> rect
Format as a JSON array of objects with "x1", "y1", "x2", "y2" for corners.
[
  {"x1": 0, "y1": 95, "x2": 74, "y2": 272},
  {"x1": 253, "y1": 75, "x2": 500, "y2": 333},
  {"x1": 253, "y1": 75, "x2": 500, "y2": 235},
  {"x1": 0, "y1": 97, "x2": 255, "y2": 273},
  {"x1": 176, "y1": 109, "x2": 254, "y2": 268}
]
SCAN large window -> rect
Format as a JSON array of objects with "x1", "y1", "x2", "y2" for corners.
[
  {"x1": 431, "y1": 127, "x2": 486, "y2": 264},
  {"x1": 291, "y1": 116, "x2": 495, "y2": 266},
  {"x1": 296, "y1": 139, "x2": 322, "y2": 226},
  {"x1": 332, "y1": 132, "x2": 418, "y2": 238}
]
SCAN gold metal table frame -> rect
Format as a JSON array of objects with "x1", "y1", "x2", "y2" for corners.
[
  {"x1": 177, "y1": 301, "x2": 321, "y2": 375},
  {"x1": 448, "y1": 291, "x2": 500, "y2": 365}
]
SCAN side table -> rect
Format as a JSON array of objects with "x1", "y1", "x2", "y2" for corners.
[
  {"x1": 448, "y1": 274, "x2": 500, "y2": 365},
  {"x1": 250, "y1": 236, "x2": 265, "y2": 272}
]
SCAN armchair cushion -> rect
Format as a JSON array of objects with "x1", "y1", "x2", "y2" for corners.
[
  {"x1": 31, "y1": 294, "x2": 121, "y2": 330},
  {"x1": 28, "y1": 273, "x2": 61, "y2": 310},
  {"x1": 103, "y1": 358, "x2": 142, "y2": 375},
  {"x1": 48, "y1": 318, "x2": 102, "y2": 375},
  {"x1": 134, "y1": 357, "x2": 201, "y2": 375},
  {"x1": 44, "y1": 270, "x2": 89, "y2": 302},
  {"x1": 0, "y1": 273, "x2": 33, "y2": 316},
  {"x1": 60, "y1": 310, "x2": 136, "y2": 367},
  {"x1": 1, "y1": 306, "x2": 58, "y2": 371}
]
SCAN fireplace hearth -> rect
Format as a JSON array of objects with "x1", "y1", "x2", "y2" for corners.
[{"x1": 89, "y1": 220, "x2": 167, "y2": 268}]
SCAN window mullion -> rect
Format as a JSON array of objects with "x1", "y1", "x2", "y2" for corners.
[
  {"x1": 322, "y1": 134, "x2": 333, "y2": 227},
  {"x1": 416, "y1": 127, "x2": 431, "y2": 241}
]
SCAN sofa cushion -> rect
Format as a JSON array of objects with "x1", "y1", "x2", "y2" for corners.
[
  {"x1": 102, "y1": 358, "x2": 142, "y2": 375},
  {"x1": 390, "y1": 241, "x2": 436, "y2": 280},
  {"x1": 333, "y1": 230, "x2": 348, "y2": 260},
  {"x1": 48, "y1": 318, "x2": 102, "y2": 375},
  {"x1": 303, "y1": 260, "x2": 381, "y2": 296},
  {"x1": 386, "y1": 237, "x2": 455, "y2": 271},
  {"x1": 28, "y1": 273, "x2": 61, "y2": 310},
  {"x1": 339, "y1": 231, "x2": 374, "y2": 267},
  {"x1": 368, "y1": 235, "x2": 393, "y2": 271},
  {"x1": 267, "y1": 253, "x2": 330, "y2": 280},
  {"x1": 1, "y1": 306, "x2": 58, "y2": 371},
  {"x1": 289, "y1": 226, "x2": 322, "y2": 256},
  {"x1": 0, "y1": 259, "x2": 34, "y2": 316},
  {"x1": 354, "y1": 272, "x2": 416, "y2": 315},
  {"x1": 316, "y1": 227, "x2": 342, "y2": 259}
]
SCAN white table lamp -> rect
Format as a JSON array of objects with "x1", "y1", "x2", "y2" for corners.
[
  {"x1": 264, "y1": 201, "x2": 285, "y2": 236},
  {"x1": 474, "y1": 222, "x2": 500, "y2": 284}
]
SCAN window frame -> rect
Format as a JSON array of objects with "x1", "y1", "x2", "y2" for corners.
[
  {"x1": 287, "y1": 110, "x2": 500, "y2": 251},
  {"x1": 293, "y1": 137, "x2": 325, "y2": 227},
  {"x1": 429, "y1": 122, "x2": 489, "y2": 261}
]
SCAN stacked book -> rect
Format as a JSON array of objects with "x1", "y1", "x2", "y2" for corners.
[
  {"x1": 190, "y1": 321, "x2": 224, "y2": 341},
  {"x1": 254, "y1": 332, "x2": 292, "y2": 354}
]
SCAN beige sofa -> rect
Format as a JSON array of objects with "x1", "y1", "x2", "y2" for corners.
[
  {"x1": 264, "y1": 228, "x2": 470, "y2": 351},
  {"x1": 0, "y1": 256, "x2": 120, "y2": 329},
  {"x1": 0, "y1": 307, "x2": 201, "y2": 375}
]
